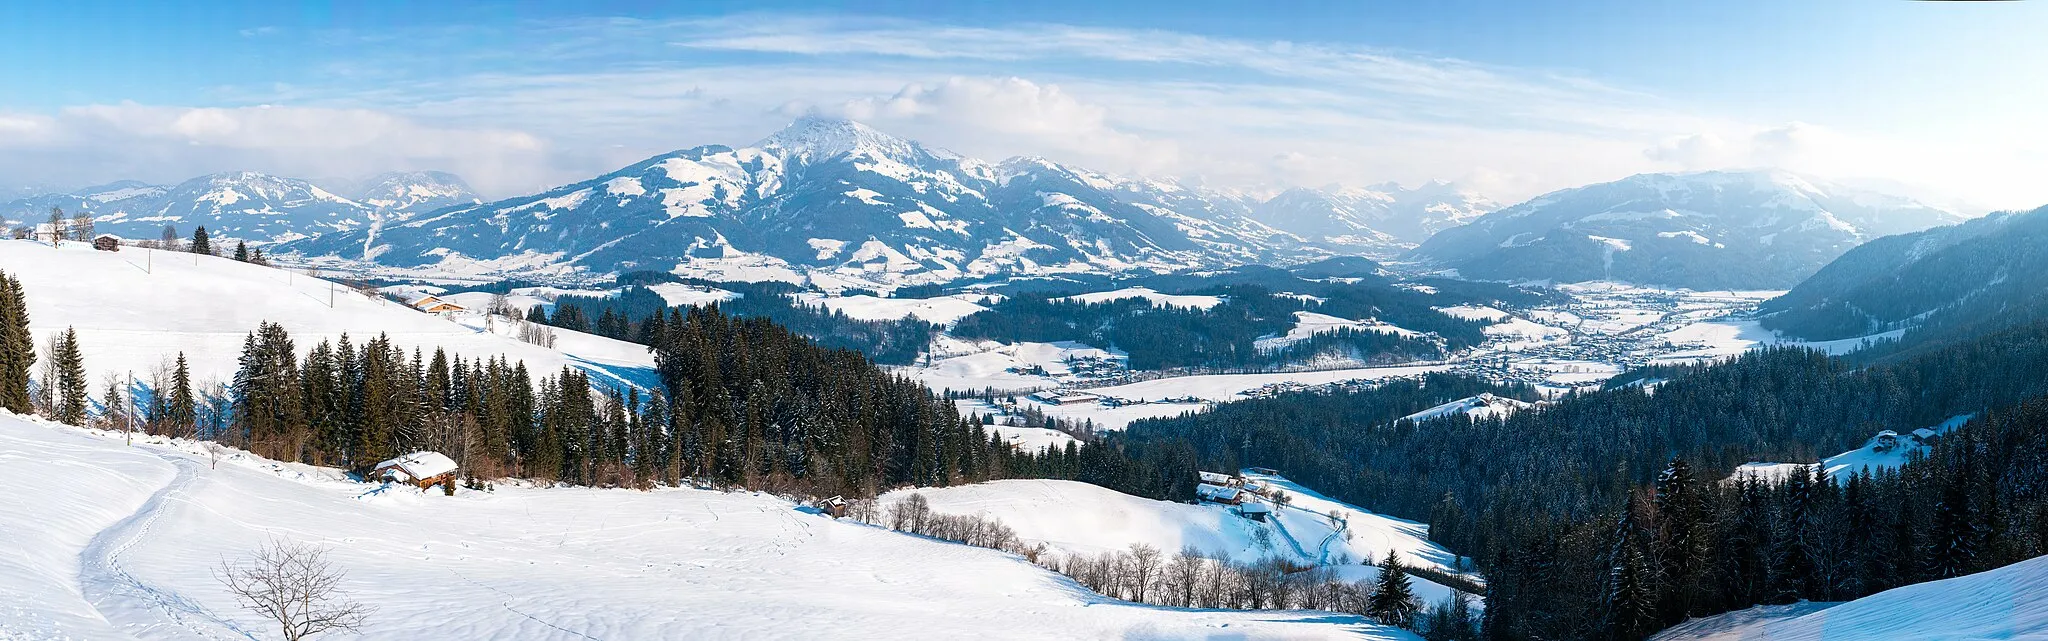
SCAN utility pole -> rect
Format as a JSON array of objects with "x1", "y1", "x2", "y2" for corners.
[{"x1": 125, "y1": 371, "x2": 135, "y2": 446}]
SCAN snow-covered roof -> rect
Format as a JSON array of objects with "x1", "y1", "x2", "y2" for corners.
[
  {"x1": 1195, "y1": 483, "x2": 1240, "y2": 501},
  {"x1": 1237, "y1": 502, "x2": 1271, "y2": 514},
  {"x1": 1198, "y1": 471, "x2": 1234, "y2": 484},
  {"x1": 374, "y1": 451, "x2": 458, "y2": 481}
]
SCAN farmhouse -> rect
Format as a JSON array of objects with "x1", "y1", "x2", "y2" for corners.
[
  {"x1": 372, "y1": 451, "x2": 459, "y2": 490},
  {"x1": 1198, "y1": 471, "x2": 1238, "y2": 486},
  {"x1": 1029, "y1": 390, "x2": 1100, "y2": 406},
  {"x1": 1238, "y1": 502, "x2": 1271, "y2": 522},
  {"x1": 401, "y1": 294, "x2": 466, "y2": 315},
  {"x1": 1196, "y1": 483, "x2": 1244, "y2": 505},
  {"x1": 93, "y1": 234, "x2": 122, "y2": 251}
]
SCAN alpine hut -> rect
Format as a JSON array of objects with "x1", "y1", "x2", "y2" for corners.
[{"x1": 372, "y1": 451, "x2": 459, "y2": 490}]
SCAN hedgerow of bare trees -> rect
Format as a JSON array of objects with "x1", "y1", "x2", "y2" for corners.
[{"x1": 215, "y1": 539, "x2": 372, "y2": 641}]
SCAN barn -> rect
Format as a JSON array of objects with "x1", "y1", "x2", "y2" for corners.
[
  {"x1": 1238, "y1": 502, "x2": 1271, "y2": 522},
  {"x1": 1028, "y1": 390, "x2": 1100, "y2": 406},
  {"x1": 93, "y1": 234, "x2": 122, "y2": 251},
  {"x1": 1198, "y1": 471, "x2": 1237, "y2": 486},
  {"x1": 372, "y1": 451, "x2": 459, "y2": 490}
]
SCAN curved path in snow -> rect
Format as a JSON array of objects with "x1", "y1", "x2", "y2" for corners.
[{"x1": 78, "y1": 454, "x2": 247, "y2": 640}]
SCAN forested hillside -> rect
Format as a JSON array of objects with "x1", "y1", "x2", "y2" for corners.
[{"x1": 1095, "y1": 321, "x2": 2048, "y2": 639}]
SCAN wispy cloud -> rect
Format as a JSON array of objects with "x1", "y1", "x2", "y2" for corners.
[{"x1": 9, "y1": 12, "x2": 2032, "y2": 207}]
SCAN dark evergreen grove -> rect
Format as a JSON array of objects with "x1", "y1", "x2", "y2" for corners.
[
  {"x1": 0, "y1": 269, "x2": 34, "y2": 414},
  {"x1": 204, "y1": 308, "x2": 1102, "y2": 495}
]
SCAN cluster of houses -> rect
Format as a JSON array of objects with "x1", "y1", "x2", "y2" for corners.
[
  {"x1": 1194, "y1": 469, "x2": 1278, "y2": 522},
  {"x1": 1027, "y1": 389, "x2": 1101, "y2": 406}
]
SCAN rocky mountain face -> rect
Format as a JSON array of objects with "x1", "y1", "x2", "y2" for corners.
[
  {"x1": 1406, "y1": 170, "x2": 1963, "y2": 290},
  {"x1": 1758, "y1": 203, "x2": 2048, "y2": 344},
  {"x1": 344, "y1": 171, "x2": 480, "y2": 215},
  {"x1": 281, "y1": 117, "x2": 1324, "y2": 284}
]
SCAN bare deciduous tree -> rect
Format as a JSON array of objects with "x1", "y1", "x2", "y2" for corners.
[{"x1": 215, "y1": 539, "x2": 372, "y2": 641}]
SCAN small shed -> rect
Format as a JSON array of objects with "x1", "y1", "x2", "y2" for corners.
[
  {"x1": 372, "y1": 451, "x2": 459, "y2": 490},
  {"x1": 816, "y1": 495, "x2": 849, "y2": 519},
  {"x1": 93, "y1": 234, "x2": 123, "y2": 251},
  {"x1": 1238, "y1": 502, "x2": 1271, "y2": 522},
  {"x1": 1196, "y1": 483, "x2": 1244, "y2": 505}
]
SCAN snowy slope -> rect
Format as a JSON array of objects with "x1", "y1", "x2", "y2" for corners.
[
  {"x1": 793, "y1": 292, "x2": 989, "y2": 325},
  {"x1": 0, "y1": 240, "x2": 656, "y2": 390},
  {"x1": 1397, "y1": 394, "x2": 1533, "y2": 424},
  {"x1": 1054, "y1": 286, "x2": 1224, "y2": 310},
  {"x1": 4, "y1": 172, "x2": 383, "y2": 244},
  {"x1": 0, "y1": 415, "x2": 1415, "y2": 641},
  {"x1": 1652, "y1": 555, "x2": 2048, "y2": 641},
  {"x1": 882, "y1": 475, "x2": 1478, "y2": 605}
]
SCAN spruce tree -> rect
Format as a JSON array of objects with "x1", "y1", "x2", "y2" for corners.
[
  {"x1": 1367, "y1": 552, "x2": 1420, "y2": 629},
  {"x1": 233, "y1": 241, "x2": 249, "y2": 262},
  {"x1": 1653, "y1": 457, "x2": 1710, "y2": 618},
  {"x1": 190, "y1": 227, "x2": 211, "y2": 255},
  {"x1": 0, "y1": 272, "x2": 32, "y2": 414},
  {"x1": 54, "y1": 327, "x2": 87, "y2": 425},
  {"x1": 168, "y1": 353, "x2": 196, "y2": 437}
]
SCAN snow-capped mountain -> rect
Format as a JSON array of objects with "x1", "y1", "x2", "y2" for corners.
[
  {"x1": 1407, "y1": 170, "x2": 1963, "y2": 289},
  {"x1": 1758, "y1": 203, "x2": 2048, "y2": 344},
  {"x1": 280, "y1": 117, "x2": 1309, "y2": 283},
  {"x1": 1, "y1": 172, "x2": 382, "y2": 243},
  {"x1": 345, "y1": 170, "x2": 479, "y2": 214},
  {"x1": 1254, "y1": 181, "x2": 1499, "y2": 250}
]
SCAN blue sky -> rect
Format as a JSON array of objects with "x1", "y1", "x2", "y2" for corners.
[{"x1": 3, "y1": 1, "x2": 2044, "y2": 206}]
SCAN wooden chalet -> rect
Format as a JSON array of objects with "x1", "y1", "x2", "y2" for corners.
[
  {"x1": 371, "y1": 451, "x2": 459, "y2": 491},
  {"x1": 93, "y1": 234, "x2": 123, "y2": 251},
  {"x1": 816, "y1": 495, "x2": 850, "y2": 518}
]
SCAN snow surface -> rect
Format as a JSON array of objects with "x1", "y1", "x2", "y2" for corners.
[
  {"x1": 0, "y1": 241, "x2": 657, "y2": 391},
  {"x1": 1054, "y1": 287, "x2": 1223, "y2": 310},
  {"x1": 1255, "y1": 312, "x2": 1424, "y2": 351},
  {"x1": 1652, "y1": 555, "x2": 2048, "y2": 640},
  {"x1": 1398, "y1": 394, "x2": 1533, "y2": 424},
  {"x1": 882, "y1": 475, "x2": 1478, "y2": 607},
  {"x1": 794, "y1": 292, "x2": 989, "y2": 325},
  {"x1": 0, "y1": 415, "x2": 1416, "y2": 640},
  {"x1": 1731, "y1": 415, "x2": 1974, "y2": 483}
]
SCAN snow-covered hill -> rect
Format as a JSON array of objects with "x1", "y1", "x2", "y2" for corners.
[
  {"x1": 0, "y1": 240, "x2": 656, "y2": 391},
  {"x1": 0, "y1": 414, "x2": 1414, "y2": 640},
  {"x1": 881, "y1": 472, "x2": 1480, "y2": 607},
  {"x1": 1408, "y1": 170, "x2": 1962, "y2": 290},
  {"x1": 1651, "y1": 554, "x2": 2048, "y2": 640}
]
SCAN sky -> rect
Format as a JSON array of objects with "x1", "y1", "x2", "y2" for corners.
[{"x1": 2, "y1": 0, "x2": 2045, "y2": 208}]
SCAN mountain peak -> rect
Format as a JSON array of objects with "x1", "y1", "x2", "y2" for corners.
[{"x1": 754, "y1": 116, "x2": 919, "y2": 164}]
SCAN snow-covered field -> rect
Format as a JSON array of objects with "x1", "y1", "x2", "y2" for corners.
[
  {"x1": 1731, "y1": 414, "x2": 1974, "y2": 483},
  {"x1": 0, "y1": 241, "x2": 657, "y2": 390},
  {"x1": 881, "y1": 473, "x2": 1479, "y2": 608},
  {"x1": 1087, "y1": 365, "x2": 1451, "y2": 403},
  {"x1": 793, "y1": 292, "x2": 989, "y2": 325},
  {"x1": 0, "y1": 415, "x2": 1415, "y2": 640},
  {"x1": 1651, "y1": 554, "x2": 2048, "y2": 641},
  {"x1": 1053, "y1": 287, "x2": 1223, "y2": 310}
]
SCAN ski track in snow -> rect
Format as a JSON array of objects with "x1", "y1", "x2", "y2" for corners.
[{"x1": 77, "y1": 454, "x2": 247, "y2": 640}]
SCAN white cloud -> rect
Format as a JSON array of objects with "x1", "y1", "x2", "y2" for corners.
[
  {"x1": 0, "y1": 104, "x2": 553, "y2": 196},
  {"x1": 825, "y1": 76, "x2": 1179, "y2": 175}
]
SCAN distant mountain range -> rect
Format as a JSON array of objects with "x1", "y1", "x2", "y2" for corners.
[
  {"x1": 276, "y1": 117, "x2": 1505, "y2": 284},
  {"x1": 1407, "y1": 170, "x2": 1964, "y2": 290},
  {"x1": 1758, "y1": 203, "x2": 2048, "y2": 346},
  {"x1": 0, "y1": 171, "x2": 478, "y2": 243}
]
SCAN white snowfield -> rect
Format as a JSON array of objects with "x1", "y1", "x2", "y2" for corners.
[
  {"x1": 0, "y1": 415, "x2": 1417, "y2": 640},
  {"x1": 1397, "y1": 394, "x2": 1533, "y2": 425},
  {"x1": 0, "y1": 241, "x2": 658, "y2": 390},
  {"x1": 1254, "y1": 312, "x2": 1425, "y2": 352},
  {"x1": 793, "y1": 292, "x2": 989, "y2": 325},
  {"x1": 1053, "y1": 287, "x2": 1224, "y2": 310},
  {"x1": 1731, "y1": 414, "x2": 1974, "y2": 484},
  {"x1": 904, "y1": 340, "x2": 1122, "y2": 393},
  {"x1": 1651, "y1": 555, "x2": 2048, "y2": 641},
  {"x1": 883, "y1": 474, "x2": 1480, "y2": 609}
]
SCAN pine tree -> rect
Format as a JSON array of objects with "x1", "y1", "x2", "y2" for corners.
[
  {"x1": 1367, "y1": 552, "x2": 1421, "y2": 629},
  {"x1": 54, "y1": 327, "x2": 87, "y2": 425},
  {"x1": 0, "y1": 272, "x2": 33, "y2": 414},
  {"x1": 233, "y1": 241, "x2": 250, "y2": 262},
  {"x1": 167, "y1": 353, "x2": 196, "y2": 437},
  {"x1": 189, "y1": 227, "x2": 212, "y2": 255},
  {"x1": 1653, "y1": 457, "x2": 1710, "y2": 618},
  {"x1": 1928, "y1": 474, "x2": 1982, "y2": 578}
]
